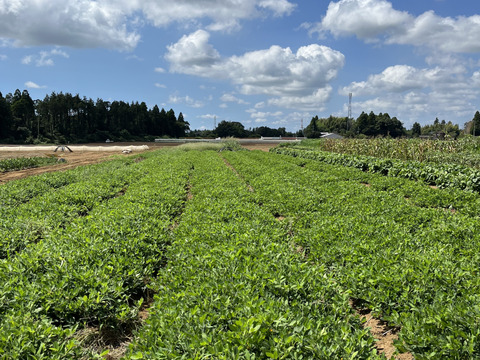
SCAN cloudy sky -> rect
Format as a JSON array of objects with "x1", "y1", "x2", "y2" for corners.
[{"x1": 1, "y1": 0, "x2": 480, "y2": 131}]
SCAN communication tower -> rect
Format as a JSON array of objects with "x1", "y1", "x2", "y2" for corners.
[{"x1": 214, "y1": 116, "x2": 217, "y2": 129}]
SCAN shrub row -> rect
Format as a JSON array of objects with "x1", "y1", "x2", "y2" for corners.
[{"x1": 271, "y1": 147, "x2": 480, "y2": 193}]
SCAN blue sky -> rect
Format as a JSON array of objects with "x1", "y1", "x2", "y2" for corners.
[{"x1": 1, "y1": 0, "x2": 480, "y2": 132}]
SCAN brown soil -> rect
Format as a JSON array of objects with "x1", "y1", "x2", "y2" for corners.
[
  {"x1": 0, "y1": 151, "x2": 120, "y2": 184},
  {"x1": 351, "y1": 300, "x2": 413, "y2": 360},
  {"x1": 0, "y1": 142, "x2": 165, "y2": 184},
  {"x1": 241, "y1": 143, "x2": 277, "y2": 152}
]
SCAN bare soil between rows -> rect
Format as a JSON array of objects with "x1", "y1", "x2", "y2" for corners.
[{"x1": 0, "y1": 142, "x2": 276, "y2": 184}]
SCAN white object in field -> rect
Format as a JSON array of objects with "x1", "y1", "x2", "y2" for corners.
[{"x1": 122, "y1": 149, "x2": 132, "y2": 154}]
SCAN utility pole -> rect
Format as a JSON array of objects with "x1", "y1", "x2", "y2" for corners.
[
  {"x1": 214, "y1": 116, "x2": 216, "y2": 129},
  {"x1": 348, "y1": 93, "x2": 352, "y2": 130}
]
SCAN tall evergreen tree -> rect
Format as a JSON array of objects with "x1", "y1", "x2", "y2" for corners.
[
  {"x1": 412, "y1": 122, "x2": 421, "y2": 137},
  {"x1": 174, "y1": 112, "x2": 190, "y2": 137},
  {"x1": 472, "y1": 111, "x2": 480, "y2": 136},
  {"x1": 0, "y1": 92, "x2": 13, "y2": 139}
]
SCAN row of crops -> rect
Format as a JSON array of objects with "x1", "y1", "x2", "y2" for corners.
[
  {"x1": 272, "y1": 146, "x2": 480, "y2": 194},
  {"x1": 0, "y1": 156, "x2": 58, "y2": 172},
  {"x1": 0, "y1": 151, "x2": 193, "y2": 358},
  {"x1": 220, "y1": 150, "x2": 480, "y2": 359},
  {"x1": 2, "y1": 146, "x2": 480, "y2": 358},
  {"x1": 292, "y1": 137, "x2": 480, "y2": 167}
]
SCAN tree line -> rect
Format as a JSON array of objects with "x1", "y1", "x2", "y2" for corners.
[
  {"x1": 2, "y1": 89, "x2": 478, "y2": 143},
  {"x1": 189, "y1": 120, "x2": 297, "y2": 139},
  {"x1": 303, "y1": 111, "x2": 472, "y2": 139},
  {"x1": 0, "y1": 89, "x2": 189, "y2": 143}
]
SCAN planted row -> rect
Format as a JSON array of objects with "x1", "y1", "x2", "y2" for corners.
[
  {"x1": 0, "y1": 158, "x2": 148, "y2": 259},
  {"x1": 126, "y1": 151, "x2": 380, "y2": 359},
  {"x1": 290, "y1": 137, "x2": 480, "y2": 167},
  {"x1": 0, "y1": 150, "x2": 193, "y2": 359},
  {"x1": 223, "y1": 150, "x2": 480, "y2": 359},
  {"x1": 0, "y1": 156, "x2": 58, "y2": 172},
  {"x1": 272, "y1": 147, "x2": 480, "y2": 193}
]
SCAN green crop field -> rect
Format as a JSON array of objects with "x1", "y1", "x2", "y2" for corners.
[
  {"x1": 0, "y1": 156, "x2": 58, "y2": 173},
  {"x1": 1, "y1": 140, "x2": 480, "y2": 359}
]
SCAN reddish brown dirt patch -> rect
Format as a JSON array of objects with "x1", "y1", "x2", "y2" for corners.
[
  {"x1": 0, "y1": 142, "x2": 168, "y2": 184},
  {"x1": 0, "y1": 151, "x2": 118, "y2": 183},
  {"x1": 241, "y1": 143, "x2": 277, "y2": 152},
  {"x1": 350, "y1": 300, "x2": 413, "y2": 360}
]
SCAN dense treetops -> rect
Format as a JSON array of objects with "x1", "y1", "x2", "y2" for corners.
[
  {"x1": 0, "y1": 89, "x2": 189, "y2": 143},
  {"x1": 303, "y1": 112, "x2": 465, "y2": 139}
]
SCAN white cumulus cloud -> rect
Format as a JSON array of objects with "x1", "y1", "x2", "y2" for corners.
[
  {"x1": 220, "y1": 93, "x2": 249, "y2": 105},
  {"x1": 0, "y1": 0, "x2": 140, "y2": 50},
  {"x1": 340, "y1": 65, "x2": 461, "y2": 96},
  {"x1": 166, "y1": 30, "x2": 221, "y2": 74},
  {"x1": 0, "y1": 0, "x2": 295, "y2": 50},
  {"x1": 168, "y1": 94, "x2": 204, "y2": 108},
  {"x1": 165, "y1": 30, "x2": 345, "y2": 110},
  {"x1": 316, "y1": 0, "x2": 480, "y2": 53},
  {"x1": 388, "y1": 11, "x2": 480, "y2": 53},
  {"x1": 320, "y1": 0, "x2": 410, "y2": 39},
  {"x1": 342, "y1": 64, "x2": 480, "y2": 126}
]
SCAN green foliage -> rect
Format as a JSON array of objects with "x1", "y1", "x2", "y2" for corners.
[
  {"x1": 353, "y1": 111, "x2": 405, "y2": 138},
  {"x1": 411, "y1": 122, "x2": 421, "y2": 137},
  {"x1": 1, "y1": 89, "x2": 189, "y2": 143},
  {"x1": 220, "y1": 137, "x2": 243, "y2": 151},
  {"x1": 421, "y1": 117, "x2": 460, "y2": 138},
  {"x1": 271, "y1": 146, "x2": 480, "y2": 193},
  {"x1": 292, "y1": 137, "x2": 480, "y2": 167},
  {"x1": 0, "y1": 156, "x2": 58, "y2": 172},
  {"x1": 0, "y1": 150, "x2": 194, "y2": 358},
  {"x1": 215, "y1": 120, "x2": 247, "y2": 138},
  {"x1": 469, "y1": 111, "x2": 480, "y2": 136},
  {"x1": 304, "y1": 112, "x2": 405, "y2": 138},
  {"x1": 126, "y1": 151, "x2": 378, "y2": 359},
  {"x1": 5, "y1": 146, "x2": 480, "y2": 359},
  {"x1": 223, "y1": 150, "x2": 480, "y2": 359},
  {"x1": 173, "y1": 138, "x2": 242, "y2": 152}
]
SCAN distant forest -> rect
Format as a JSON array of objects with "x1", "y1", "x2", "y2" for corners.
[
  {"x1": 2, "y1": 89, "x2": 478, "y2": 143},
  {"x1": 0, "y1": 89, "x2": 296, "y2": 143},
  {"x1": 303, "y1": 111, "x2": 476, "y2": 139},
  {"x1": 0, "y1": 89, "x2": 189, "y2": 143}
]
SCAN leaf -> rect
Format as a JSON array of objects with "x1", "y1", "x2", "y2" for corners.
[{"x1": 130, "y1": 352, "x2": 144, "y2": 359}]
